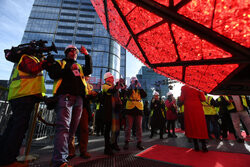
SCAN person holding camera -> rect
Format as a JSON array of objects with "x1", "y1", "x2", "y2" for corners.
[
  {"x1": 101, "y1": 72, "x2": 125, "y2": 155},
  {"x1": 47, "y1": 45, "x2": 92, "y2": 167},
  {"x1": 0, "y1": 52, "x2": 48, "y2": 167},
  {"x1": 123, "y1": 77, "x2": 147, "y2": 150}
]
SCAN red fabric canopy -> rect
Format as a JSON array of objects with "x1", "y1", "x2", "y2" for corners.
[{"x1": 91, "y1": 0, "x2": 250, "y2": 94}]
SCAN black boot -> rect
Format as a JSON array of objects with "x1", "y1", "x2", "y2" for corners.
[
  {"x1": 201, "y1": 139, "x2": 208, "y2": 152},
  {"x1": 193, "y1": 139, "x2": 199, "y2": 151},
  {"x1": 136, "y1": 142, "x2": 145, "y2": 150}
]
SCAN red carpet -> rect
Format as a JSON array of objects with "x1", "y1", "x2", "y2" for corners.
[{"x1": 136, "y1": 145, "x2": 250, "y2": 167}]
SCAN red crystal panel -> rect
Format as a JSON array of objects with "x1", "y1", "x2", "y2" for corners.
[
  {"x1": 138, "y1": 23, "x2": 178, "y2": 64},
  {"x1": 107, "y1": 0, "x2": 130, "y2": 46},
  {"x1": 213, "y1": 0, "x2": 250, "y2": 47},
  {"x1": 155, "y1": 66, "x2": 183, "y2": 81},
  {"x1": 178, "y1": 0, "x2": 215, "y2": 28},
  {"x1": 185, "y1": 64, "x2": 238, "y2": 92},
  {"x1": 126, "y1": 6, "x2": 163, "y2": 34},
  {"x1": 91, "y1": 0, "x2": 107, "y2": 29},
  {"x1": 91, "y1": 0, "x2": 247, "y2": 93},
  {"x1": 127, "y1": 38, "x2": 146, "y2": 63}
]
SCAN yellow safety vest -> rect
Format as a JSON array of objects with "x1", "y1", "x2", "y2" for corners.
[
  {"x1": 8, "y1": 54, "x2": 45, "y2": 100},
  {"x1": 179, "y1": 104, "x2": 184, "y2": 113},
  {"x1": 176, "y1": 99, "x2": 184, "y2": 113},
  {"x1": 53, "y1": 60, "x2": 88, "y2": 95},
  {"x1": 126, "y1": 89, "x2": 144, "y2": 110},
  {"x1": 96, "y1": 102, "x2": 100, "y2": 110},
  {"x1": 224, "y1": 95, "x2": 248, "y2": 111},
  {"x1": 202, "y1": 95, "x2": 217, "y2": 115},
  {"x1": 102, "y1": 82, "x2": 113, "y2": 95}
]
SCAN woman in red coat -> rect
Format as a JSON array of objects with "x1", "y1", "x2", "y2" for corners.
[{"x1": 180, "y1": 85, "x2": 208, "y2": 152}]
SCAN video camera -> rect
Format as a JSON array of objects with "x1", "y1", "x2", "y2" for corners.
[{"x1": 4, "y1": 40, "x2": 57, "y2": 63}]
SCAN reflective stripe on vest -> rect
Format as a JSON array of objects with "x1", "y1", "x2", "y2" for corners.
[
  {"x1": 8, "y1": 54, "x2": 45, "y2": 100},
  {"x1": 126, "y1": 89, "x2": 143, "y2": 110},
  {"x1": 52, "y1": 60, "x2": 88, "y2": 95},
  {"x1": 202, "y1": 95, "x2": 217, "y2": 115},
  {"x1": 102, "y1": 82, "x2": 113, "y2": 95}
]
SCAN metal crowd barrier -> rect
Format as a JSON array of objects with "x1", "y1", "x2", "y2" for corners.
[{"x1": 0, "y1": 100, "x2": 56, "y2": 146}]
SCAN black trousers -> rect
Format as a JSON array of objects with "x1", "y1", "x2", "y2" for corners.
[{"x1": 104, "y1": 121, "x2": 112, "y2": 149}]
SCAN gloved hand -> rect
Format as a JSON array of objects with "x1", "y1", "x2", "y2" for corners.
[
  {"x1": 80, "y1": 45, "x2": 88, "y2": 55},
  {"x1": 71, "y1": 64, "x2": 79, "y2": 70}
]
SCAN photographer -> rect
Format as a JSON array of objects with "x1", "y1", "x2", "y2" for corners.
[
  {"x1": 123, "y1": 77, "x2": 147, "y2": 150},
  {"x1": 47, "y1": 45, "x2": 92, "y2": 167},
  {"x1": 0, "y1": 51, "x2": 47, "y2": 166},
  {"x1": 101, "y1": 72, "x2": 125, "y2": 155}
]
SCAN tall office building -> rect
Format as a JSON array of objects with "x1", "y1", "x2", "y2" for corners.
[{"x1": 20, "y1": 0, "x2": 126, "y2": 94}]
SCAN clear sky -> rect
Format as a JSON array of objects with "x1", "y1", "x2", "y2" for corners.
[
  {"x1": 0, "y1": 0, "x2": 34, "y2": 80},
  {"x1": 0, "y1": 0, "x2": 182, "y2": 97}
]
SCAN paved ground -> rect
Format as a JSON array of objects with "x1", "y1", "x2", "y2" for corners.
[{"x1": 21, "y1": 130, "x2": 250, "y2": 167}]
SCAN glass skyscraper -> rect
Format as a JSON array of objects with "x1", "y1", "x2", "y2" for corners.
[
  {"x1": 137, "y1": 66, "x2": 169, "y2": 102},
  {"x1": 20, "y1": 0, "x2": 126, "y2": 94}
]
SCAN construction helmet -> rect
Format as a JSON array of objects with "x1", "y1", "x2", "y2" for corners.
[
  {"x1": 153, "y1": 91, "x2": 159, "y2": 96},
  {"x1": 130, "y1": 76, "x2": 138, "y2": 83},
  {"x1": 167, "y1": 92, "x2": 173, "y2": 96},
  {"x1": 64, "y1": 45, "x2": 79, "y2": 55},
  {"x1": 104, "y1": 72, "x2": 113, "y2": 80}
]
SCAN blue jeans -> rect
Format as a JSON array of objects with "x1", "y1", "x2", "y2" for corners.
[
  {"x1": 0, "y1": 96, "x2": 37, "y2": 165},
  {"x1": 52, "y1": 94, "x2": 83, "y2": 167}
]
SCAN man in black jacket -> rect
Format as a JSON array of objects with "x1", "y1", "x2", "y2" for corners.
[{"x1": 47, "y1": 45, "x2": 92, "y2": 167}]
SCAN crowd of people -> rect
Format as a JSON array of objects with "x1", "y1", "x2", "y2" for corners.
[{"x1": 0, "y1": 44, "x2": 250, "y2": 167}]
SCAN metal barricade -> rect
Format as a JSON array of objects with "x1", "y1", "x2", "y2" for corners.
[{"x1": 0, "y1": 101, "x2": 56, "y2": 146}]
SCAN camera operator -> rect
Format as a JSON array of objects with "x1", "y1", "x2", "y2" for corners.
[
  {"x1": 47, "y1": 45, "x2": 92, "y2": 167},
  {"x1": 0, "y1": 51, "x2": 48, "y2": 166},
  {"x1": 123, "y1": 77, "x2": 147, "y2": 150}
]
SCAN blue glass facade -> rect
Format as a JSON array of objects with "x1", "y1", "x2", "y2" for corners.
[
  {"x1": 136, "y1": 66, "x2": 169, "y2": 102},
  {"x1": 20, "y1": 0, "x2": 126, "y2": 94}
]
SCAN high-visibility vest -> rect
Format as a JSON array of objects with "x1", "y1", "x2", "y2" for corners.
[
  {"x1": 102, "y1": 82, "x2": 113, "y2": 95},
  {"x1": 96, "y1": 102, "x2": 100, "y2": 110},
  {"x1": 126, "y1": 89, "x2": 143, "y2": 110},
  {"x1": 179, "y1": 104, "x2": 184, "y2": 113},
  {"x1": 151, "y1": 101, "x2": 165, "y2": 118},
  {"x1": 224, "y1": 95, "x2": 248, "y2": 111},
  {"x1": 176, "y1": 99, "x2": 184, "y2": 113},
  {"x1": 8, "y1": 54, "x2": 45, "y2": 100},
  {"x1": 52, "y1": 60, "x2": 88, "y2": 95},
  {"x1": 202, "y1": 95, "x2": 217, "y2": 115}
]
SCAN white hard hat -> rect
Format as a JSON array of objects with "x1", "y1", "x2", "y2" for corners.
[
  {"x1": 153, "y1": 91, "x2": 159, "y2": 96},
  {"x1": 130, "y1": 76, "x2": 138, "y2": 83},
  {"x1": 167, "y1": 92, "x2": 173, "y2": 96},
  {"x1": 161, "y1": 96, "x2": 166, "y2": 99},
  {"x1": 104, "y1": 72, "x2": 113, "y2": 80},
  {"x1": 64, "y1": 45, "x2": 79, "y2": 55}
]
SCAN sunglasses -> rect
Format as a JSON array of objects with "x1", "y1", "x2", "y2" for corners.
[{"x1": 69, "y1": 48, "x2": 77, "y2": 51}]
